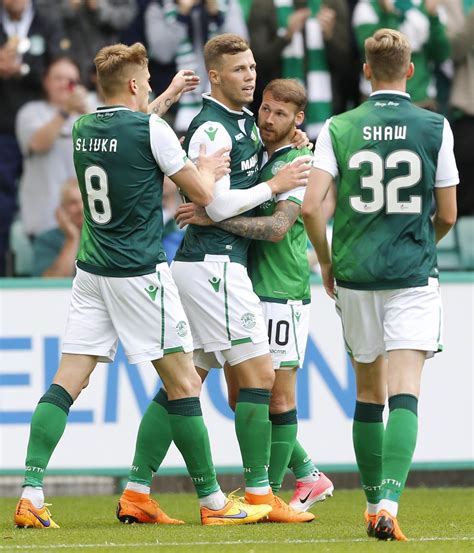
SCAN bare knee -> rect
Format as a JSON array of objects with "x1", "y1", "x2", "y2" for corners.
[{"x1": 269, "y1": 389, "x2": 295, "y2": 414}]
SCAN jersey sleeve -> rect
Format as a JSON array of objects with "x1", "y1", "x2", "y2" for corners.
[
  {"x1": 434, "y1": 118, "x2": 459, "y2": 188},
  {"x1": 189, "y1": 121, "x2": 272, "y2": 222},
  {"x1": 149, "y1": 115, "x2": 187, "y2": 176},
  {"x1": 277, "y1": 185, "x2": 306, "y2": 205},
  {"x1": 312, "y1": 118, "x2": 339, "y2": 178}
]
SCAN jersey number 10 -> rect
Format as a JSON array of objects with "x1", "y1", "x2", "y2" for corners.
[{"x1": 348, "y1": 150, "x2": 422, "y2": 214}]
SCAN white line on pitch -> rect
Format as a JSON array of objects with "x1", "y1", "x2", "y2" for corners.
[{"x1": 0, "y1": 537, "x2": 473, "y2": 549}]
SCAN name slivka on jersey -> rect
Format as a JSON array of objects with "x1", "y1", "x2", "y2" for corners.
[{"x1": 75, "y1": 137, "x2": 118, "y2": 153}]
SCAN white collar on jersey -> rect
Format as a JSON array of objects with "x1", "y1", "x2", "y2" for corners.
[
  {"x1": 94, "y1": 106, "x2": 131, "y2": 113},
  {"x1": 202, "y1": 93, "x2": 254, "y2": 116},
  {"x1": 370, "y1": 90, "x2": 411, "y2": 99}
]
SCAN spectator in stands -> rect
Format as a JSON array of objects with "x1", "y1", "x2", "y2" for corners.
[
  {"x1": 443, "y1": 0, "x2": 474, "y2": 216},
  {"x1": 59, "y1": 0, "x2": 137, "y2": 87},
  {"x1": 32, "y1": 178, "x2": 82, "y2": 277},
  {"x1": 353, "y1": 0, "x2": 451, "y2": 110},
  {"x1": 144, "y1": 0, "x2": 248, "y2": 133},
  {"x1": 16, "y1": 55, "x2": 88, "y2": 241},
  {"x1": 248, "y1": 0, "x2": 351, "y2": 139},
  {"x1": 0, "y1": 0, "x2": 70, "y2": 276}
]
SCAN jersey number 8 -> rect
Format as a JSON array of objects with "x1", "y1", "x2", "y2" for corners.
[
  {"x1": 85, "y1": 165, "x2": 112, "y2": 224},
  {"x1": 349, "y1": 150, "x2": 422, "y2": 215}
]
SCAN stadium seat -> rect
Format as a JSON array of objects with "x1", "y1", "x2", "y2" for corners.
[
  {"x1": 457, "y1": 216, "x2": 474, "y2": 270},
  {"x1": 8, "y1": 218, "x2": 34, "y2": 276},
  {"x1": 436, "y1": 225, "x2": 461, "y2": 270}
]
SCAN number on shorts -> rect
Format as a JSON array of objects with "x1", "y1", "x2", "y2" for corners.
[
  {"x1": 267, "y1": 319, "x2": 290, "y2": 346},
  {"x1": 348, "y1": 150, "x2": 422, "y2": 214},
  {"x1": 84, "y1": 165, "x2": 112, "y2": 224}
]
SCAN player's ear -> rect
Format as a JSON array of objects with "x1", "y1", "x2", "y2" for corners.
[
  {"x1": 363, "y1": 62, "x2": 371, "y2": 81},
  {"x1": 209, "y1": 69, "x2": 220, "y2": 86},
  {"x1": 295, "y1": 111, "x2": 305, "y2": 127},
  {"x1": 406, "y1": 62, "x2": 415, "y2": 81},
  {"x1": 129, "y1": 78, "x2": 138, "y2": 95}
]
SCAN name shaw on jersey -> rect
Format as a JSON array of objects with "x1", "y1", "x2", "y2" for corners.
[
  {"x1": 363, "y1": 125, "x2": 407, "y2": 141},
  {"x1": 75, "y1": 137, "x2": 118, "y2": 153}
]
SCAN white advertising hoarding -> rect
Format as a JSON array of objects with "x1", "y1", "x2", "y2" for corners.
[{"x1": 1, "y1": 280, "x2": 473, "y2": 472}]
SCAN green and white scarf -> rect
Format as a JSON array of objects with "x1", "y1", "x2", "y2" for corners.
[
  {"x1": 163, "y1": 0, "x2": 228, "y2": 131},
  {"x1": 275, "y1": 0, "x2": 332, "y2": 138}
]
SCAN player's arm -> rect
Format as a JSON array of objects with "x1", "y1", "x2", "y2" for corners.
[
  {"x1": 432, "y1": 118, "x2": 459, "y2": 243},
  {"x1": 216, "y1": 200, "x2": 300, "y2": 242},
  {"x1": 148, "y1": 70, "x2": 200, "y2": 117},
  {"x1": 301, "y1": 120, "x2": 338, "y2": 298}
]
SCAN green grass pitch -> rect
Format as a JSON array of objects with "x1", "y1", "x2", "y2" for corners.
[{"x1": 1, "y1": 488, "x2": 473, "y2": 552}]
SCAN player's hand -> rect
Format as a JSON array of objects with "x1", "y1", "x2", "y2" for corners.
[
  {"x1": 197, "y1": 144, "x2": 231, "y2": 181},
  {"x1": 291, "y1": 128, "x2": 313, "y2": 150},
  {"x1": 175, "y1": 202, "x2": 214, "y2": 228},
  {"x1": 267, "y1": 155, "x2": 312, "y2": 194},
  {"x1": 320, "y1": 262, "x2": 335, "y2": 299},
  {"x1": 169, "y1": 70, "x2": 201, "y2": 102}
]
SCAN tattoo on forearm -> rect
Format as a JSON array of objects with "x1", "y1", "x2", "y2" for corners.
[
  {"x1": 152, "y1": 103, "x2": 161, "y2": 115},
  {"x1": 216, "y1": 201, "x2": 300, "y2": 241}
]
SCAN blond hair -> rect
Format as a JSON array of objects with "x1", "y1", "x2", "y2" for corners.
[
  {"x1": 365, "y1": 29, "x2": 411, "y2": 82},
  {"x1": 94, "y1": 43, "x2": 148, "y2": 98},
  {"x1": 204, "y1": 34, "x2": 249, "y2": 71},
  {"x1": 263, "y1": 79, "x2": 307, "y2": 112}
]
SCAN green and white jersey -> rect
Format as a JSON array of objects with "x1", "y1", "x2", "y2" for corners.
[
  {"x1": 175, "y1": 95, "x2": 264, "y2": 266},
  {"x1": 248, "y1": 145, "x2": 312, "y2": 303},
  {"x1": 313, "y1": 91, "x2": 458, "y2": 290},
  {"x1": 73, "y1": 106, "x2": 187, "y2": 277}
]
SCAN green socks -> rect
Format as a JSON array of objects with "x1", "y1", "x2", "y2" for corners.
[
  {"x1": 381, "y1": 394, "x2": 418, "y2": 503},
  {"x1": 167, "y1": 396, "x2": 220, "y2": 498},
  {"x1": 235, "y1": 388, "x2": 272, "y2": 490},
  {"x1": 352, "y1": 401, "x2": 385, "y2": 505},
  {"x1": 289, "y1": 440, "x2": 317, "y2": 479},
  {"x1": 269, "y1": 410, "x2": 297, "y2": 493},
  {"x1": 128, "y1": 388, "x2": 173, "y2": 487},
  {"x1": 23, "y1": 384, "x2": 73, "y2": 488}
]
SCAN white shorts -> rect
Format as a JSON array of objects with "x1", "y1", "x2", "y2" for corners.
[
  {"x1": 171, "y1": 257, "x2": 269, "y2": 365},
  {"x1": 62, "y1": 264, "x2": 193, "y2": 364},
  {"x1": 262, "y1": 301, "x2": 310, "y2": 370},
  {"x1": 335, "y1": 278, "x2": 443, "y2": 363}
]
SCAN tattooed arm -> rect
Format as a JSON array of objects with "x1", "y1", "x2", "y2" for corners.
[
  {"x1": 175, "y1": 200, "x2": 301, "y2": 242},
  {"x1": 217, "y1": 200, "x2": 300, "y2": 242},
  {"x1": 148, "y1": 70, "x2": 200, "y2": 116}
]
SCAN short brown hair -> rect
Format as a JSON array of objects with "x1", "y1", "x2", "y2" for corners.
[
  {"x1": 204, "y1": 33, "x2": 250, "y2": 70},
  {"x1": 365, "y1": 29, "x2": 411, "y2": 82},
  {"x1": 94, "y1": 42, "x2": 148, "y2": 98},
  {"x1": 263, "y1": 79, "x2": 307, "y2": 112}
]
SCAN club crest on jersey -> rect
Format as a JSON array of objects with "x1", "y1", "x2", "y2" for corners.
[
  {"x1": 209, "y1": 277, "x2": 221, "y2": 293},
  {"x1": 241, "y1": 312, "x2": 256, "y2": 329},
  {"x1": 271, "y1": 161, "x2": 285, "y2": 175},
  {"x1": 176, "y1": 320, "x2": 188, "y2": 337}
]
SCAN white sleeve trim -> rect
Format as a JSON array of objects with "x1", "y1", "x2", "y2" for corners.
[
  {"x1": 277, "y1": 185, "x2": 306, "y2": 203},
  {"x1": 312, "y1": 118, "x2": 338, "y2": 178},
  {"x1": 149, "y1": 115, "x2": 187, "y2": 176},
  {"x1": 434, "y1": 118, "x2": 459, "y2": 188},
  {"x1": 206, "y1": 181, "x2": 273, "y2": 222}
]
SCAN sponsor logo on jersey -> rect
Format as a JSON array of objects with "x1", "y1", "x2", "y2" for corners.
[
  {"x1": 241, "y1": 153, "x2": 258, "y2": 171},
  {"x1": 145, "y1": 285, "x2": 158, "y2": 301},
  {"x1": 208, "y1": 277, "x2": 221, "y2": 292},
  {"x1": 204, "y1": 126, "x2": 218, "y2": 141},
  {"x1": 241, "y1": 312, "x2": 256, "y2": 329},
  {"x1": 295, "y1": 311, "x2": 301, "y2": 322},
  {"x1": 271, "y1": 160, "x2": 285, "y2": 175},
  {"x1": 176, "y1": 320, "x2": 188, "y2": 337}
]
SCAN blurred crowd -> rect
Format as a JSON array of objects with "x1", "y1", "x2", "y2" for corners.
[{"x1": 1, "y1": 0, "x2": 473, "y2": 277}]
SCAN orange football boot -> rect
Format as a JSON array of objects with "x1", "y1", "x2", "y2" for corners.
[
  {"x1": 14, "y1": 499, "x2": 59, "y2": 529},
  {"x1": 374, "y1": 509, "x2": 408, "y2": 541},
  {"x1": 245, "y1": 491, "x2": 315, "y2": 523},
  {"x1": 116, "y1": 489, "x2": 184, "y2": 524}
]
